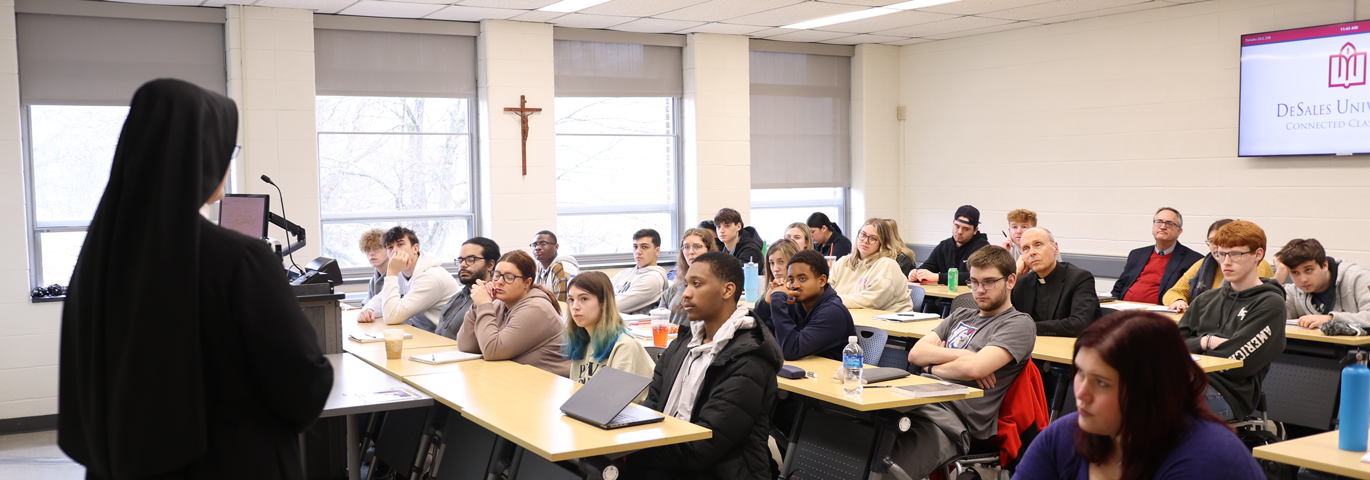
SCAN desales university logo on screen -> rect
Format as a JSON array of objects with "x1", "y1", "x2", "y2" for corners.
[{"x1": 1330, "y1": 43, "x2": 1366, "y2": 88}]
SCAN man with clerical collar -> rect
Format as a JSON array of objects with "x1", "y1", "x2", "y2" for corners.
[
  {"x1": 1010, "y1": 228, "x2": 1101, "y2": 337},
  {"x1": 1111, "y1": 207, "x2": 1203, "y2": 304}
]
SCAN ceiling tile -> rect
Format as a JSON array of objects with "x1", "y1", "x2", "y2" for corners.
[
  {"x1": 580, "y1": 0, "x2": 712, "y2": 17},
  {"x1": 387, "y1": 0, "x2": 461, "y2": 4},
  {"x1": 1034, "y1": 0, "x2": 1170, "y2": 23},
  {"x1": 810, "y1": 9, "x2": 959, "y2": 34},
  {"x1": 920, "y1": 0, "x2": 1059, "y2": 15},
  {"x1": 509, "y1": 10, "x2": 567, "y2": 22},
  {"x1": 882, "y1": 37, "x2": 934, "y2": 45},
  {"x1": 926, "y1": 19, "x2": 1039, "y2": 38},
  {"x1": 609, "y1": 17, "x2": 706, "y2": 32},
  {"x1": 817, "y1": 0, "x2": 917, "y2": 5},
  {"x1": 749, "y1": 27, "x2": 800, "y2": 37},
  {"x1": 675, "y1": 22, "x2": 774, "y2": 35},
  {"x1": 819, "y1": 33, "x2": 907, "y2": 44},
  {"x1": 874, "y1": 14, "x2": 1012, "y2": 36},
  {"x1": 425, "y1": 5, "x2": 525, "y2": 21},
  {"x1": 761, "y1": 29, "x2": 853, "y2": 42},
  {"x1": 254, "y1": 0, "x2": 357, "y2": 13},
  {"x1": 104, "y1": 0, "x2": 201, "y2": 5},
  {"x1": 549, "y1": 13, "x2": 637, "y2": 28},
  {"x1": 201, "y1": 0, "x2": 256, "y2": 7},
  {"x1": 338, "y1": 0, "x2": 446, "y2": 18},
  {"x1": 653, "y1": 0, "x2": 804, "y2": 22},
  {"x1": 458, "y1": 0, "x2": 556, "y2": 8},
  {"x1": 726, "y1": 2, "x2": 868, "y2": 27},
  {"x1": 979, "y1": 0, "x2": 1153, "y2": 21}
]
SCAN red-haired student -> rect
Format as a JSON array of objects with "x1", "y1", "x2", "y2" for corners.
[{"x1": 1014, "y1": 312, "x2": 1264, "y2": 480}]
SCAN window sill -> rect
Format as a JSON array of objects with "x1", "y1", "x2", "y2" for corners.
[{"x1": 31, "y1": 295, "x2": 65, "y2": 304}]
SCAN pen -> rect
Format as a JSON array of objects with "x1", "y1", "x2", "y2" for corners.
[{"x1": 864, "y1": 385, "x2": 895, "y2": 388}]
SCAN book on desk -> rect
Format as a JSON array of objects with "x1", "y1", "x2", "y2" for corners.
[
  {"x1": 409, "y1": 351, "x2": 483, "y2": 365},
  {"x1": 348, "y1": 331, "x2": 413, "y2": 343},
  {"x1": 873, "y1": 312, "x2": 940, "y2": 322},
  {"x1": 894, "y1": 382, "x2": 970, "y2": 398}
]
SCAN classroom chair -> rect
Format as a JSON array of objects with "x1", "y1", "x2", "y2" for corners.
[
  {"x1": 643, "y1": 346, "x2": 665, "y2": 364},
  {"x1": 428, "y1": 412, "x2": 514, "y2": 480},
  {"x1": 855, "y1": 326, "x2": 888, "y2": 367},
  {"x1": 908, "y1": 285, "x2": 926, "y2": 312},
  {"x1": 935, "y1": 360, "x2": 1050, "y2": 480},
  {"x1": 942, "y1": 293, "x2": 976, "y2": 318},
  {"x1": 370, "y1": 406, "x2": 441, "y2": 480}
]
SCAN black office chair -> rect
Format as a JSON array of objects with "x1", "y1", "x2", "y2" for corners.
[{"x1": 943, "y1": 293, "x2": 976, "y2": 317}]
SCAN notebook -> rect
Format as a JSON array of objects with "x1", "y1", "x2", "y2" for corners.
[
  {"x1": 560, "y1": 367, "x2": 664, "y2": 430},
  {"x1": 873, "y1": 312, "x2": 940, "y2": 322},
  {"x1": 348, "y1": 331, "x2": 413, "y2": 343},
  {"x1": 893, "y1": 382, "x2": 970, "y2": 398},
  {"x1": 408, "y1": 351, "x2": 483, "y2": 365}
]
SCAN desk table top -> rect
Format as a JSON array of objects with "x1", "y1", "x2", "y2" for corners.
[
  {"x1": 909, "y1": 283, "x2": 961, "y2": 299},
  {"x1": 1254, "y1": 431, "x2": 1370, "y2": 479},
  {"x1": 777, "y1": 356, "x2": 982, "y2": 411},
  {"x1": 321, "y1": 353, "x2": 432, "y2": 418},
  {"x1": 348, "y1": 345, "x2": 482, "y2": 381},
  {"x1": 1286, "y1": 325, "x2": 1370, "y2": 345}
]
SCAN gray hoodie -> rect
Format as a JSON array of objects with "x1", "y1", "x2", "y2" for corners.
[
  {"x1": 1284, "y1": 260, "x2": 1370, "y2": 327},
  {"x1": 612, "y1": 265, "x2": 669, "y2": 315},
  {"x1": 382, "y1": 251, "x2": 459, "y2": 332}
]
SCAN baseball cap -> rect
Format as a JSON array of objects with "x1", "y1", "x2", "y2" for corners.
[{"x1": 954, "y1": 205, "x2": 980, "y2": 227}]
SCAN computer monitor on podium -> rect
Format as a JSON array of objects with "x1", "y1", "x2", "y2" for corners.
[{"x1": 219, "y1": 194, "x2": 269, "y2": 239}]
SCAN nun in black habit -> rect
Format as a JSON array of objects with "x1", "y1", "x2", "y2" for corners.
[{"x1": 58, "y1": 79, "x2": 333, "y2": 480}]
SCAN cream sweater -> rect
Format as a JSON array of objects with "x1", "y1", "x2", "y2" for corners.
[
  {"x1": 570, "y1": 331, "x2": 656, "y2": 403},
  {"x1": 829, "y1": 255, "x2": 915, "y2": 312}
]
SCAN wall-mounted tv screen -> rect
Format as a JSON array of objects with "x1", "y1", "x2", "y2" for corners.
[{"x1": 1240, "y1": 20, "x2": 1370, "y2": 156}]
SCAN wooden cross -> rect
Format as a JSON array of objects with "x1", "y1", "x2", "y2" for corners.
[{"x1": 503, "y1": 95, "x2": 541, "y2": 176}]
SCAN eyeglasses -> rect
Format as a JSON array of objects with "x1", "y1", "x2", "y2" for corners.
[
  {"x1": 967, "y1": 276, "x2": 1006, "y2": 290},
  {"x1": 857, "y1": 233, "x2": 879, "y2": 244},
  {"x1": 529, "y1": 241, "x2": 555, "y2": 248},
  {"x1": 1153, "y1": 220, "x2": 1181, "y2": 229},
  {"x1": 456, "y1": 255, "x2": 486, "y2": 266},
  {"x1": 491, "y1": 272, "x2": 527, "y2": 283},
  {"x1": 681, "y1": 243, "x2": 707, "y2": 252},
  {"x1": 1212, "y1": 250, "x2": 1256, "y2": 261}
]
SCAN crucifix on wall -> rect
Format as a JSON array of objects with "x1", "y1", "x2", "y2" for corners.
[{"x1": 504, "y1": 95, "x2": 542, "y2": 176}]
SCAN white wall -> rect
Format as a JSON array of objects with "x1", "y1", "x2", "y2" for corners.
[
  {"x1": 851, "y1": 44, "x2": 902, "y2": 225},
  {"x1": 899, "y1": 0, "x2": 1370, "y2": 267},
  {"x1": 683, "y1": 33, "x2": 752, "y2": 226}
]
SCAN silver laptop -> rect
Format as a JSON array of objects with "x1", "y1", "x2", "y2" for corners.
[{"x1": 560, "y1": 367, "x2": 664, "y2": 430}]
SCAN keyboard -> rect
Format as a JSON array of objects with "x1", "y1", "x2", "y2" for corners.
[{"x1": 608, "y1": 404, "x2": 662, "y2": 427}]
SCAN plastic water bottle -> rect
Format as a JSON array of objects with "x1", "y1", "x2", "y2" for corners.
[
  {"x1": 744, "y1": 257, "x2": 759, "y2": 303},
  {"x1": 842, "y1": 335, "x2": 864, "y2": 397},
  {"x1": 1340, "y1": 350, "x2": 1370, "y2": 451},
  {"x1": 948, "y1": 268, "x2": 958, "y2": 292}
]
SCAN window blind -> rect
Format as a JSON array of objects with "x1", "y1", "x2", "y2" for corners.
[
  {"x1": 554, "y1": 40, "x2": 682, "y2": 98},
  {"x1": 315, "y1": 29, "x2": 476, "y2": 98},
  {"x1": 749, "y1": 51, "x2": 851, "y2": 189}
]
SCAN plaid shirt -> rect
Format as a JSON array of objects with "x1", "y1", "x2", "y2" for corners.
[{"x1": 536, "y1": 261, "x2": 573, "y2": 303}]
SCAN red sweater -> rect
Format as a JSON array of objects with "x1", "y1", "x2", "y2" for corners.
[{"x1": 1123, "y1": 250, "x2": 1171, "y2": 304}]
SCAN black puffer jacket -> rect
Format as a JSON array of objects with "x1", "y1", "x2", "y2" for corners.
[{"x1": 625, "y1": 320, "x2": 783, "y2": 480}]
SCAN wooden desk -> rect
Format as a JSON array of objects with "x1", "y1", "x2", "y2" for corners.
[
  {"x1": 909, "y1": 283, "x2": 962, "y2": 299},
  {"x1": 319, "y1": 353, "x2": 433, "y2": 480},
  {"x1": 406, "y1": 366, "x2": 712, "y2": 462},
  {"x1": 851, "y1": 309, "x2": 939, "y2": 339},
  {"x1": 1254, "y1": 431, "x2": 1370, "y2": 479},
  {"x1": 777, "y1": 357, "x2": 982, "y2": 411},
  {"x1": 1287, "y1": 325, "x2": 1370, "y2": 346},
  {"x1": 343, "y1": 325, "x2": 459, "y2": 353},
  {"x1": 348, "y1": 345, "x2": 480, "y2": 381}
]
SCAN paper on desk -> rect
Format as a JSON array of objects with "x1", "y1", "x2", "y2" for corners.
[
  {"x1": 355, "y1": 388, "x2": 420, "y2": 403},
  {"x1": 1191, "y1": 355, "x2": 1201, "y2": 361},
  {"x1": 1107, "y1": 302, "x2": 1155, "y2": 311},
  {"x1": 873, "y1": 312, "x2": 940, "y2": 322},
  {"x1": 1363, "y1": 450, "x2": 1370, "y2": 464},
  {"x1": 1146, "y1": 306, "x2": 1179, "y2": 313},
  {"x1": 1286, "y1": 319, "x2": 1301, "y2": 326}
]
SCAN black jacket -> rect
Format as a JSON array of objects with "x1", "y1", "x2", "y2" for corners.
[
  {"x1": 815, "y1": 230, "x2": 853, "y2": 259},
  {"x1": 718, "y1": 226, "x2": 765, "y2": 266},
  {"x1": 1111, "y1": 243, "x2": 1204, "y2": 304},
  {"x1": 921, "y1": 233, "x2": 991, "y2": 285},
  {"x1": 627, "y1": 321, "x2": 783, "y2": 480},
  {"x1": 1179, "y1": 279, "x2": 1287, "y2": 420},
  {"x1": 1011, "y1": 262, "x2": 1102, "y2": 337}
]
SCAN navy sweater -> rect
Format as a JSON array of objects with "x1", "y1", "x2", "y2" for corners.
[{"x1": 765, "y1": 285, "x2": 857, "y2": 361}]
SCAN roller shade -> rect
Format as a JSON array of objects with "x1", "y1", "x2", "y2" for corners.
[
  {"x1": 749, "y1": 51, "x2": 850, "y2": 189},
  {"x1": 17, "y1": 13, "x2": 226, "y2": 105},
  {"x1": 554, "y1": 40, "x2": 682, "y2": 97},
  {"x1": 315, "y1": 29, "x2": 476, "y2": 98}
]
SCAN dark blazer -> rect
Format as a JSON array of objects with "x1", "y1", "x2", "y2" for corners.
[
  {"x1": 1011, "y1": 262, "x2": 1102, "y2": 337},
  {"x1": 1110, "y1": 243, "x2": 1203, "y2": 305}
]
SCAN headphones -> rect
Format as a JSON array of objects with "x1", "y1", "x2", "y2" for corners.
[{"x1": 31, "y1": 284, "x2": 66, "y2": 299}]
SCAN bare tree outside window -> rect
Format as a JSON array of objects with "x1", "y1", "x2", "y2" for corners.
[{"x1": 317, "y1": 96, "x2": 475, "y2": 270}]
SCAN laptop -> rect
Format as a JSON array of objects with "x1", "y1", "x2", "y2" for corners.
[{"x1": 560, "y1": 367, "x2": 664, "y2": 430}]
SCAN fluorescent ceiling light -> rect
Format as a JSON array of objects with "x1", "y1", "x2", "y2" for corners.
[
  {"x1": 783, "y1": 8, "x2": 899, "y2": 30},
  {"x1": 538, "y1": 0, "x2": 612, "y2": 13},
  {"x1": 886, "y1": 0, "x2": 962, "y2": 10}
]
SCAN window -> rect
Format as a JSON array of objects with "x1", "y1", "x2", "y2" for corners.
[
  {"x1": 554, "y1": 97, "x2": 680, "y2": 256},
  {"x1": 316, "y1": 96, "x2": 475, "y2": 272},
  {"x1": 750, "y1": 187, "x2": 846, "y2": 243},
  {"x1": 24, "y1": 105, "x2": 130, "y2": 287}
]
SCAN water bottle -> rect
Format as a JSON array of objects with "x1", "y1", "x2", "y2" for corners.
[
  {"x1": 1340, "y1": 350, "x2": 1370, "y2": 451},
  {"x1": 842, "y1": 335, "x2": 864, "y2": 397},
  {"x1": 743, "y1": 257, "x2": 759, "y2": 303},
  {"x1": 948, "y1": 268, "x2": 958, "y2": 292}
]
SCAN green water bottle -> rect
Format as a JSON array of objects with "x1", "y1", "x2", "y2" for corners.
[{"x1": 948, "y1": 268, "x2": 958, "y2": 292}]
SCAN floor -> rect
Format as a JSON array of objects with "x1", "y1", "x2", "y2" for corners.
[{"x1": 0, "y1": 430, "x2": 85, "y2": 479}]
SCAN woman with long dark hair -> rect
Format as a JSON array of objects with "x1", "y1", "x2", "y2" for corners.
[{"x1": 1014, "y1": 311, "x2": 1263, "y2": 480}]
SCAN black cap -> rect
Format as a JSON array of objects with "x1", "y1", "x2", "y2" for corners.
[{"x1": 954, "y1": 205, "x2": 980, "y2": 227}]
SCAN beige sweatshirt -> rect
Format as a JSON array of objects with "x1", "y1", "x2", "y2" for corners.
[
  {"x1": 457, "y1": 287, "x2": 570, "y2": 377},
  {"x1": 570, "y1": 331, "x2": 656, "y2": 403},
  {"x1": 829, "y1": 255, "x2": 915, "y2": 312}
]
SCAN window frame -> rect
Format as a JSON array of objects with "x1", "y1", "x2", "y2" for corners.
[
  {"x1": 749, "y1": 187, "x2": 850, "y2": 242},
  {"x1": 314, "y1": 95, "x2": 481, "y2": 278},
  {"x1": 553, "y1": 96, "x2": 684, "y2": 265}
]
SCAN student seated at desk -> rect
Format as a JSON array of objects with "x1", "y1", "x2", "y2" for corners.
[
  {"x1": 612, "y1": 228, "x2": 670, "y2": 316},
  {"x1": 880, "y1": 218, "x2": 917, "y2": 278},
  {"x1": 765, "y1": 250, "x2": 857, "y2": 361},
  {"x1": 436, "y1": 237, "x2": 499, "y2": 339},
  {"x1": 625, "y1": 252, "x2": 782, "y2": 480},
  {"x1": 373, "y1": 226, "x2": 459, "y2": 333},
  {"x1": 909, "y1": 205, "x2": 991, "y2": 285},
  {"x1": 784, "y1": 222, "x2": 813, "y2": 251},
  {"x1": 1009, "y1": 227, "x2": 1101, "y2": 337},
  {"x1": 661, "y1": 228, "x2": 717, "y2": 326},
  {"x1": 457, "y1": 250, "x2": 570, "y2": 377},
  {"x1": 1274, "y1": 238, "x2": 1370, "y2": 334},
  {"x1": 1112, "y1": 207, "x2": 1203, "y2": 305},
  {"x1": 532, "y1": 230, "x2": 578, "y2": 303},
  {"x1": 1178, "y1": 220, "x2": 1286, "y2": 421},
  {"x1": 1015, "y1": 312, "x2": 1265, "y2": 480},
  {"x1": 830, "y1": 218, "x2": 915, "y2": 312},
  {"x1": 714, "y1": 208, "x2": 765, "y2": 266},
  {"x1": 1164, "y1": 219, "x2": 1275, "y2": 313},
  {"x1": 563, "y1": 271, "x2": 654, "y2": 401},
  {"x1": 897, "y1": 246, "x2": 1035, "y2": 477},
  {"x1": 357, "y1": 228, "x2": 389, "y2": 323},
  {"x1": 752, "y1": 238, "x2": 801, "y2": 330},
  {"x1": 808, "y1": 211, "x2": 851, "y2": 259}
]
